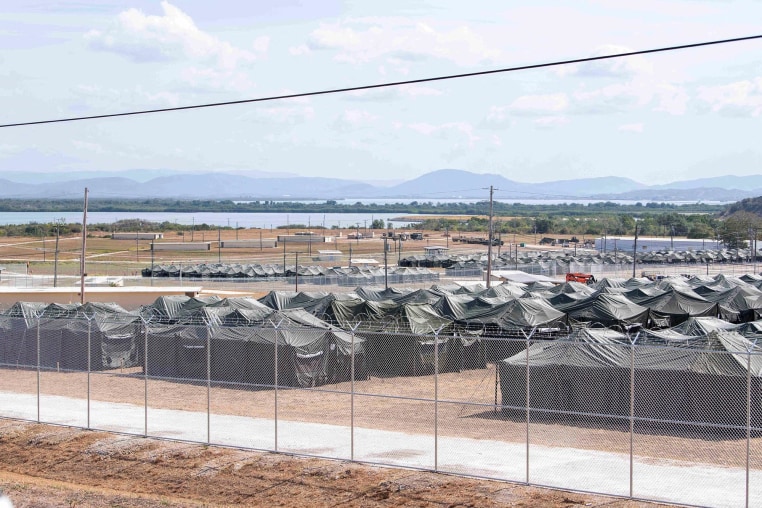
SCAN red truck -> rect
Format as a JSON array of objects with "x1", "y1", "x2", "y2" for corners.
[{"x1": 565, "y1": 272, "x2": 596, "y2": 284}]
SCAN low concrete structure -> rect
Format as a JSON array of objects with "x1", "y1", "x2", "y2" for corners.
[
  {"x1": 151, "y1": 242, "x2": 211, "y2": 251},
  {"x1": 277, "y1": 235, "x2": 330, "y2": 244},
  {"x1": 111, "y1": 232, "x2": 164, "y2": 240},
  {"x1": 315, "y1": 250, "x2": 343, "y2": 261},
  {"x1": 221, "y1": 239, "x2": 277, "y2": 249},
  {"x1": 349, "y1": 258, "x2": 379, "y2": 267},
  {"x1": 424, "y1": 246, "x2": 449, "y2": 257}
]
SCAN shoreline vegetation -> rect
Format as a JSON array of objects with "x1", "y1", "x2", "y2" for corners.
[
  {"x1": 0, "y1": 198, "x2": 723, "y2": 215},
  {"x1": 0, "y1": 198, "x2": 755, "y2": 247}
]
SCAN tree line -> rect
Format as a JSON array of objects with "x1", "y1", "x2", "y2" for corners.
[{"x1": 0, "y1": 198, "x2": 760, "y2": 249}]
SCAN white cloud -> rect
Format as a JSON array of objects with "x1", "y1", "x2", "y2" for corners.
[
  {"x1": 181, "y1": 66, "x2": 255, "y2": 93},
  {"x1": 306, "y1": 18, "x2": 500, "y2": 68},
  {"x1": 343, "y1": 84, "x2": 443, "y2": 102},
  {"x1": 653, "y1": 83, "x2": 689, "y2": 115},
  {"x1": 85, "y1": 1, "x2": 265, "y2": 69},
  {"x1": 333, "y1": 109, "x2": 378, "y2": 130},
  {"x1": 697, "y1": 78, "x2": 762, "y2": 117},
  {"x1": 71, "y1": 84, "x2": 182, "y2": 110},
  {"x1": 407, "y1": 121, "x2": 480, "y2": 147},
  {"x1": 485, "y1": 106, "x2": 508, "y2": 126},
  {"x1": 249, "y1": 106, "x2": 315, "y2": 125},
  {"x1": 289, "y1": 44, "x2": 311, "y2": 56},
  {"x1": 399, "y1": 84, "x2": 443, "y2": 97},
  {"x1": 534, "y1": 116, "x2": 570, "y2": 128},
  {"x1": 618, "y1": 122, "x2": 644, "y2": 133},
  {"x1": 558, "y1": 44, "x2": 653, "y2": 78},
  {"x1": 509, "y1": 93, "x2": 569, "y2": 115}
]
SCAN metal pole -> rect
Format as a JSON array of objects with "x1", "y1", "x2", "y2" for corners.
[
  {"x1": 80, "y1": 187, "x2": 89, "y2": 305},
  {"x1": 151, "y1": 240, "x2": 154, "y2": 286},
  {"x1": 434, "y1": 329, "x2": 439, "y2": 472},
  {"x1": 144, "y1": 319, "x2": 149, "y2": 437},
  {"x1": 53, "y1": 224, "x2": 59, "y2": 288},
  {"x1": 630, "y1": 336, "x2": 636, "y2": 498},
  {"x1": 218, "y1": 227, "x2": 221, "y2": 263},
  {"x1": 384, "y1": 237, "x2": 388, "y2": 290},
  {"x1": 295, "y1": 251, "x2": 299, "y2": 292},
  {"x1": 207, "y1": 323, "x2": 211, "y2": 445},
  {"x1": 36, "y1": 316, "x2": 41, "y2": 423},
  {"x1": 486, "y1": 185, "x2": 494, "y2": 289},
  {"x1": 746, "y1": 346, "x2": 752, "y2": 508},
  {"x1": 632, "y1": 224, "x2": 638, "y2": 278},
  {"x1": 525, "y1": 330, "x2": 530, "y2": 483},
  {"x1": 87, "y1": 317, "x2": 92, "y2": 429},
  {"x1": 350, "y1": 324, "x2": 358, "y2": 461},
  {"x1": 274, "y1": 322, "x2": 279, "y2": 452}
]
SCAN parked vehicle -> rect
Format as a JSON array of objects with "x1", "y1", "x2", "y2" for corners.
[{"x1": 566, "y1": 272, "x2": 596, "y2": 284}]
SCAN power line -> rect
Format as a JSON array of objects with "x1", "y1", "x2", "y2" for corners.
[{"x1": 2, "y1": 34, "x2": 761, "y2": 129}]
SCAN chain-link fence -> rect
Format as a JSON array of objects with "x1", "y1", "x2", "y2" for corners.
[{"x1": 0, "y1": 315, "x2": 760, "y2": 508}]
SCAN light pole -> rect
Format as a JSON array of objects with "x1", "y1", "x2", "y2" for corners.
[
  {"x1": 384, "y1": 236, "x2": 388, "y2": 290},
  {"x1": 295, "y1": 251, "x2": 299, "y2": 292},
  {"x1": 53, "y1": 220, "x2": 61, "y2": 288}
]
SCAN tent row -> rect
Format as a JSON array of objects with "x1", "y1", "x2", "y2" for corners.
[
  {"x1": 249, "y1": 273, "x2": 762, "y2": 332},
  {"x1": 142, "y1": 263, "x2": 439, "y2": 283},
  {"x1": 397, "y1": 246, "x2": 758, "y2": 270},
  {"x1": 499, "y1": 327, "x2": 762, "y2": 428}
]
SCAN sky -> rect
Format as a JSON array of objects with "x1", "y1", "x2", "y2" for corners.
[{"x1": 1, "y1": 0, "x2": 762, "y2": 186}]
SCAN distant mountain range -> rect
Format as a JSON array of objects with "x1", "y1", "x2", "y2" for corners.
[{"x1": 0, "y1": 168, "x2": 759, "y2": 202}]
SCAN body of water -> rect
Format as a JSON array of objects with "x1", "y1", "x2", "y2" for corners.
[{"x1": 0, "y1": 212, "x2": 415, "y2": 229}]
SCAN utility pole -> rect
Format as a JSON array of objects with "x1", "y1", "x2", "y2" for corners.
[
  {"x1": 632, "y1": 224, "x2": 639, "y2": 278},
  {"x1": 80, "y1": 188, "x2": 89, "y2": 305},
  {"x1": 295, "y1": 251, "x2": 299, "y2": 292},
  {"x1": 384, "y1": 236, "x2": 388, "y2": 290},
  {"x1": 485, "y1": 185, "x2": 496, "y2": 288},
  {"x1": 53, "y1": 221, "x2": 60, "y2": 288}
]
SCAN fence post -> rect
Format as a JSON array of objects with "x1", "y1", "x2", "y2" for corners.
[
  {"x1": 746, "y1": 339, "x2": 755, "y2": 508},
  {"x1": 206, "y1": 318, "x2": 212, "y2": 445},
  {"x1": 36, "y1": 313, "x2": 41, "y2": 423},
  {"x1": 86, "y1": 315, "x2": 92, "y2": 430},
  {"x1": 272, "y1": 319, "x2": 283, "y2": 453},
  {"x1": 432, "y1": 325, "x2": 444, "y2": 473},
  {"x1": 142, "y1": 316, "x2": 150, "y2": 437},
  {"x1": 521, "y1": 327, "x2": 536, "y2": 484},
  {"x1": 629, "y1": 332, "x2": 639, "y2": 499},
  {"x1": 350, "y1": 322, "x2": 360, "y2": 462}
]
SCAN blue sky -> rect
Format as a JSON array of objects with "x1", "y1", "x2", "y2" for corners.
[{"x1": 2, "y1": 0, "x2": 762, "y2": 185}]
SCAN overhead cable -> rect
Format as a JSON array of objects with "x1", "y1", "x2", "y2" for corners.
[{"x1": 1, "y1": 34, "x2": 761, "y2": 129}]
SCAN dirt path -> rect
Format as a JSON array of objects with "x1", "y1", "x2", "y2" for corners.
[{"x1": 0, "y1": 420, "x2": 675, "y2": 507}]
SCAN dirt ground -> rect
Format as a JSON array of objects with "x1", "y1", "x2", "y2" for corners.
[{"x1": 0, "y1": 420, "x2": 677, "y2": 508}]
